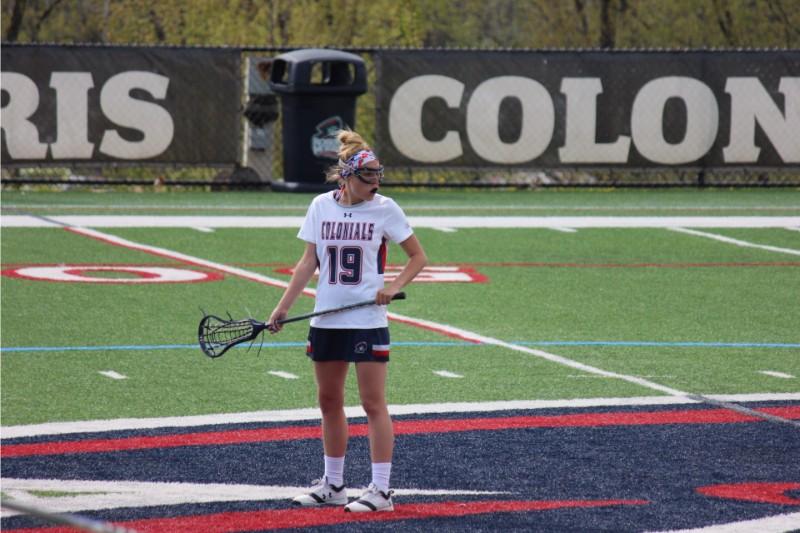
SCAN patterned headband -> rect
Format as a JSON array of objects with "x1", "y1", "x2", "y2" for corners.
[{"x1": 339, "y1": 149, "x2": 378, "y2": 179}]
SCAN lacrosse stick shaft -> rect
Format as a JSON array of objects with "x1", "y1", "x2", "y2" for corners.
[{"x1": 275, "y1": 291, "x2": 406, "y2": 326}]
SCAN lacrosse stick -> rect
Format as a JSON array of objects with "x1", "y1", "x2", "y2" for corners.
[{"x1": 198, "y1": 292, "x2": 406, "y2": 358}]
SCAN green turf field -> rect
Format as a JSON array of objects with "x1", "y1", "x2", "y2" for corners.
[{"x1": 2, "y1": 189, "x2": 799, "y2": 426}]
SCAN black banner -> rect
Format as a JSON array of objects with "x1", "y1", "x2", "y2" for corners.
[
  {"x1": 1, "y1": 45, "x2": 240, "y2": 164},
  {"x1": 375, "y1": 50, "x2": 800, "y2": 169}
]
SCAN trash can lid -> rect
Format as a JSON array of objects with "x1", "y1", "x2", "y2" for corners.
[
  {"x1": 274, "y1": 48, "x2": 365, "y2": 65},
  {"x1": 269, "y1": 48, "x2": 367, "y2": 95}
]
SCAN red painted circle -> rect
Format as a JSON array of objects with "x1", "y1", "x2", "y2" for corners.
[{"x1": 1, "y1": 265, "x2": 223, "y2": 284}]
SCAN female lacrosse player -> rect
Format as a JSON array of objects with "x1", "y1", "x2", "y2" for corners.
[{"x1": 268, "y1": 130, "x2": 427, "y2": 513}]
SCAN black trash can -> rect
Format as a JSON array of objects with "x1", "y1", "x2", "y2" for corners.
[{"x1": 269, "y1": 49, "x2": 368, "y2": 192}]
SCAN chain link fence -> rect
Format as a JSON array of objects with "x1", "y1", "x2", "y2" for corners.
[{"x1": 2, "y1": 44, "x2": 798, "y2": 189}]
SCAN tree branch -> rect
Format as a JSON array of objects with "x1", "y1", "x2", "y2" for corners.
[
  {"x1": 5, "y1": 0, "x2": 27, "y2": 42},
  {"x1": 148, "y1": 6, "x2": 166, "y2": 42},
  {"x1": 599, "y1": 0, "x2": 615, "y2": 48},
  {"x1": 711, "y1": 0, "x2": 736, "y2": 46}
]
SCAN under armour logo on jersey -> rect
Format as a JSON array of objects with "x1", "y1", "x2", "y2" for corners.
[{"x1": 343, "y1": 213, "x2": 353, "y2": 218}]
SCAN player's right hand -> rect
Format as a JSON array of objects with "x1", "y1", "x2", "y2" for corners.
[{"x1": 267, "y1": 309, "x2": 287, "y2": 334}]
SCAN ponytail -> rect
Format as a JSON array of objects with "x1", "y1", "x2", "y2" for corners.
[{"x1": 325, "y1": 130, "x2": 371, "y2": 183}]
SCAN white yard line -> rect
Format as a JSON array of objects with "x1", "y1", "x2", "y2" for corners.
[
  {"x1": 549, "y1": 227, "x2": 578, "y2": 233},
  {"x1": 0, "y1": 478, "x2": 508, "y2": 517},
  {"x1": 98, "y1": 371, "x2": 127, "y2": 380},
  {"x1": 669, "y1": 227, "x2": 800, "y2": 256},
  {"x1": 5, "y1": 203, "x2": 800, "y2": 212},
  {"x1": 433, "y1": 370, "x2": 464, "y2": 378},
  {"x1": 648, "y1": 512, "x2": 800, "y2": 533},
  {"x1": 3, "y1": 215, "x2": 800, "y2": 228},
  {"x1": 758, "y1": 370, "x2": 795, "y2": 379},
  {"x1": 267, "y1": 370, "x2": 299, "y2": 380},
  {"x1": 3, "y1": 393, "x2": 798, "y2": 439}
]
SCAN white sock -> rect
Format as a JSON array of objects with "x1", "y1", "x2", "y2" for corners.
[
  {"x1": 371, "y1": 462, "x2": 391, "y2": 493},
  {"x1": 324, "y1": 455, "x2": 345, "y2": 487}
]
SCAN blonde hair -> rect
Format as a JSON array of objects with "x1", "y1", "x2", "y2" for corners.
[{"x1": 325, "y1": 130, "x2": 371, "y2": 183}]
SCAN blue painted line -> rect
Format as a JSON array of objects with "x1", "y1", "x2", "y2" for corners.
[
  {"x1": 514, "y1": 340, "x2": 800, "y2": 349},
  {"x1": 1, "y1": 340, "x2": 798, "y2": 353}
]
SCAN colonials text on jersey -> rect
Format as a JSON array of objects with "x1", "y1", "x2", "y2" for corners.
[{"x1": 321, "y1": 221, "x2": 375, "y2": 241}]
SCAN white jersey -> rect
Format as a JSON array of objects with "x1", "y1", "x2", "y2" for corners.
[{"x1": 298, "y1": 191, "x2": 414, "y2": 328}]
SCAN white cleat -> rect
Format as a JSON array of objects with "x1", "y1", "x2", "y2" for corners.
[
  {"x1": 291, "y1": 477, "x2": 348, "y2": 507},
  {"x1": 344, "y1": 483, "x2": 395, "y2": 512}
]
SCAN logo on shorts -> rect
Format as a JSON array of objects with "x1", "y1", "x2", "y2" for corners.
[{"x1": 354, "y1": 341, "x2": 368, "y2": 354}]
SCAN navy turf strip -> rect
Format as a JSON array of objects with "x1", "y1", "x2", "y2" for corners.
[{"x1": 3, "y1": 406, "x2": 799, "y2": 531}]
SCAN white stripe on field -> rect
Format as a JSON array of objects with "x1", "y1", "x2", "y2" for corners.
[
  {"x1": 647, "y1": 512, "x2": 800, "y2": 533},
  {"x1": 267, "y1": 370, "x2": 299, "y2": 380},
  {"x1": 434, "y1": 370, "x2": 464, "y2": 378},
  {"x1": 4, "y1": 215, "x2": 800, "y2": 229},
  {"x1": 758, "y1": 370, "x2": 795, "y2": 379},
  {"x1": 3, "y1": 393, "x2": 798, "y2": 439},
  {"x1": 5, "y1": 203, "x2": 800, "y2": 212},
  {"x1": 669, "y1": 227, "x2": 800, "y2": 256},
  {"x1": 0, "y1": 478, "x2": 508, "y2": 517},
  {"x1": 549, "y1": 227, "x2": 577, "y2": 233},
  {"x1": 98, "y1": 370, "x2": 127, "y2": 380}
]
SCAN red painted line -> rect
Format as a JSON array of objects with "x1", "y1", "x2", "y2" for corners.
[
  {"x1": 3, "y1": 407, "x2": 799, "y2": 458},
  {"x1": 697, "y1": 482, "x2": 800, "y2": 505},
  {"x1": 2, "y1": 498, "x2": 649, "y2": 533},
  {"x1": 458, "y1": 261, "x2": 800, "y2": 269},
  {"x1": 208, "y1": 261, "x2": 800, "y2": 269},
  {"x1": 386, "y1": 314, "x2": 483, "y2": 343}
]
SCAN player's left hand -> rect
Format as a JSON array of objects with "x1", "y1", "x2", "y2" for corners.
[{"x1": 375, "y1": 288, "x2": 400, "y2": 305}]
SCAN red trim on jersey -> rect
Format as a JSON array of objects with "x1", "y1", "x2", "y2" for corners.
[
  {"x1": 333, "y1": 185, "x2": 345, "y2": 203},
  {"x1": 378, "y1": 237, "x2": 387, "y2": 274}
]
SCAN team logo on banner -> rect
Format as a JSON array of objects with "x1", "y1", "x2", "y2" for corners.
[{"x1": 311, "y1": 116, "x2": 346, "y2": 159}]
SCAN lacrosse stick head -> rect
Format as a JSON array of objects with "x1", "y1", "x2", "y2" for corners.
[{"x1": 198, "y1": 314, "x2": 266, "y2": 358}]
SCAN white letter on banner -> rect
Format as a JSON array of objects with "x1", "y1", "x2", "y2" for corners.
[
  {"x1": 723, "y1": 77, "x2": 800, "y2": 163},
  {"x1": 631, "y1": 77, "x2": 719, "y2": 164},
  {"x1": 0, "y1": 72, "x2": 49, "y2": 159},
  {"x1": 50, "y1": 72, "x2": 95, "y2": 159},
  {"x1": 389, "y1": 75, "x2": 463, "y2": 163},
  {"x1": 559, "y1": 78, "x2": 630, "y2": 163},
  {"x1": 99, "y1": 71, "x2": 174, "y2": 159},
  {"x1": 466, "y1": 76, "x2": 553, "y2": 164}
]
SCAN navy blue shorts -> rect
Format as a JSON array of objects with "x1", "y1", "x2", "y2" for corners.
[{"x1": 306, "y1": 327, "x2": 391, "y2": 363}]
